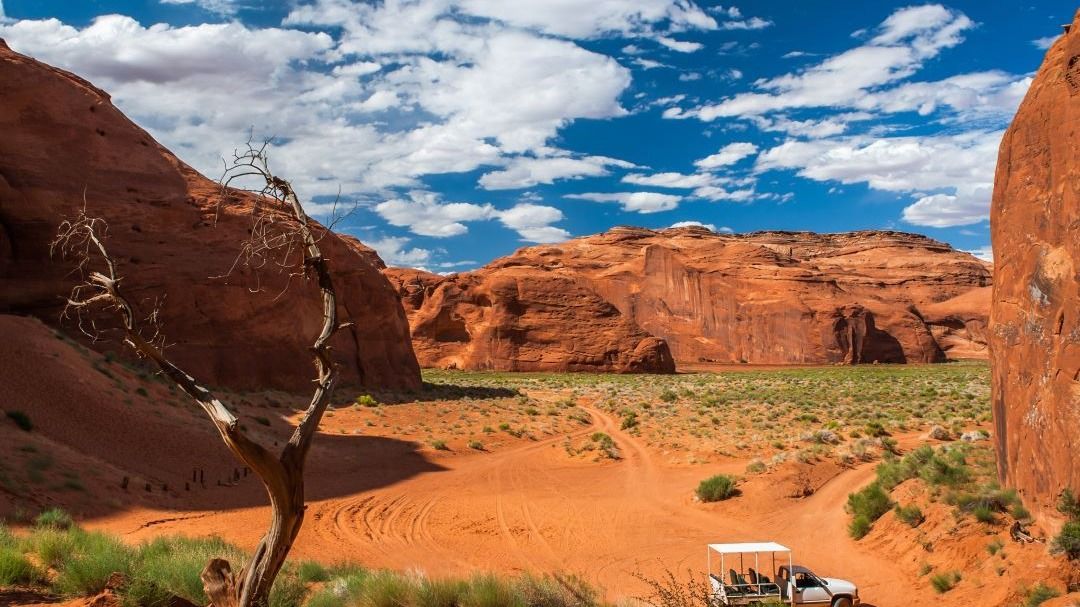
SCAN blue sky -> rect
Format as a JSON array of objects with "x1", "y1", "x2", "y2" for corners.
[{"x1": 1, "y1": 1, "x2": 1071, "y2": 270}]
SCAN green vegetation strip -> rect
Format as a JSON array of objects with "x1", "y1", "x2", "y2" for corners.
[{"x1": 1, "y1": 510, "x2": 602, "y2": 607}]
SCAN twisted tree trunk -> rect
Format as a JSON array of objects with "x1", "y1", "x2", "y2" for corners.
[{"x1": 55, "y1": 150, "x2": 344, "y2": 607}]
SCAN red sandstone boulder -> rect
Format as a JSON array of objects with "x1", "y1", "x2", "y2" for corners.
[
  {"x1": 389, "y1": 225, "x2": 990, "y2": 371},
  {"x1": 0, "y1": 41, "x2": 421, "y2": 392},
  {"x1": 990, "y1": 13, "x2": 1080, "y2": 522}
]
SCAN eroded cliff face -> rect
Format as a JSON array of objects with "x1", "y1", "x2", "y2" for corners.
[
  {"x1": 387, "y1": 267, "x2": 675, "y2": 373},
  {"x1": 0, "y1": 41, "x2": 421, "y2": 392},
  {"x1": 389, "y1": 226, "x2": 990, "y2": 372},
  {"x1": 990, "y1": 15, "x2": 1080, "y2": 520}
]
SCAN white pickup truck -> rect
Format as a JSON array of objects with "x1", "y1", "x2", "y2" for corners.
[{"x1": 706, "y1": 542, "x2": 860, "y2": 607}]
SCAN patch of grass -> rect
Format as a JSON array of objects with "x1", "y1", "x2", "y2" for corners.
[
  {"x1": 696, "y1": 474, "x2": 739, "y2": 502},
  {"x1": 467, "y1": 440, "x2": 484, "y2": 451},
  {"x1": 929, "y1": 571, "x2": 960, "y2": 594},
  {"x1": 51, "y1": 530, "x2": 134, "y2": 597},
  {"x1": 1023, "y1": 583, "x2": 1060, "y2": 607},
  {"x1": 5, "y1": 410, "x2": 33, "y2": 431},
  {"x1": 35, "y1": 507, "x2": 75, "y2": 530},
  {"x1": 0, "y1": 545, "x2": 43, "y2": 586},
  {"x1": 431, "y1": 440, "x2": 449, "y2": 451},
  {"x1": 123, "y1": 535, "x2": 246, "y2": 607}
]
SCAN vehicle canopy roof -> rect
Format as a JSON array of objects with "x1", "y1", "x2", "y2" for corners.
[
  {"x1": 778, "y1": 565, "x2": 814, "y2": 575},
  {"x1": 707, "y1": 542, "x2": 790, "y2": 554}
]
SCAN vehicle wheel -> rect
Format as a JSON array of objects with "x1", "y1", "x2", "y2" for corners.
[{"x1": 831, "y1": 598, "x2": 853, "y2": 607}]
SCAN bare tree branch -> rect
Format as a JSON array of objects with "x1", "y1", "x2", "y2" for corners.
[{"x1": 53, "y1": 141, "x2": 350, "y2": 607}]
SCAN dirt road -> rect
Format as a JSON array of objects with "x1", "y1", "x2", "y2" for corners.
[{"x1": 90, "y1": 406, "x2": 940, "y2": 606}]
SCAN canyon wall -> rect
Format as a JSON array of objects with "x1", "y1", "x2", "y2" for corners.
[
  {"x1": 390, "y1": 226, "x2": 991, "y2": 372},
  {"x1": 990, "y1": 15, "x2": 1080, "y2": 518}
]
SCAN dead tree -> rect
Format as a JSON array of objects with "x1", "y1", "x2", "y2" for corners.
[{"x1": 52, "y1": 142, "x2": 346, "y2": 607}]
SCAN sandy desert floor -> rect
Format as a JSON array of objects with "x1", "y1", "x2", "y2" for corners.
[{"x1": 2, "y1": 331, "x2": 1070, "y2": 607}]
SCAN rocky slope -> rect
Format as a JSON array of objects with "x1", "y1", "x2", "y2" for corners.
[
  {"x1": 0, "y1": 40, "x2": 421, "y2": 392},
  {"x1": 990, "y1": 13, "x2": 1080, "y2": 522},
  {"x1": 388, "y1": 226, "x2": 991, "y2": 372}
]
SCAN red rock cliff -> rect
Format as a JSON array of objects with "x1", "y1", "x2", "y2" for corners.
[
  {"x1": 0, "y1": 41, "x2": 421, "y2": 392},
  {"x1": 990, "y1": 14, "x2": 1080, "y2": 519},
  {"x1": 388, "y1": 226, "x2": 990, "y2": 371},
  {"x1": 386, "y1": 266, "x2": 675, "y2": 373}
]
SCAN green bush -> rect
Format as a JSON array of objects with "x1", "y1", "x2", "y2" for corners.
[
  {"x1": 1058, "y1": 488, "x2": 1080, "y2": 519},
  {"x1": 36, "y1": 507, "x2": 75, "y2": 529},
  {"x1": 6, "y1": 410, "x2": 33, "y2": 432},
  {"x1": 1024, "y1": 583, "x2": 1061, "y2": 607},
  {"x1": 846, "y1": 482, "x2": 892, "y2": 538},
  {"x1": 0, "y1": 545, "x2": 43, "y2": 586},
  {"x1": 929, "y1": 571, "x2": 960, "y2": 593},
  {"x1": 696, "y1": 474, "x2": 739, "y2": 502},
  {"x1": 620, "y1": 411, "x2": 638, "y2": 430},
  {"x1": 355, "y1": 394, "x2": 378, "y2": 408},
  {"x1": 894, "y1": 504, "x2": 924, "y2": 527},
  {"x1": 848, "y1": 515, "x2": 872, "y2": 540},
  {"x1": 1051, "y1": 520, "x2": 1080, "y2": 560},
  {"x1": 431, "y1": 440, "x2": 449, "y2": 451}
]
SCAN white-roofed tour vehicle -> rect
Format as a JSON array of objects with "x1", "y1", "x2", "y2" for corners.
[{"x1": 706, "y1": 542, "x2": 859, "y2": 606}]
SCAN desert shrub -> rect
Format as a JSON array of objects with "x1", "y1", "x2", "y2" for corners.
[
  {"x1": 0, "y1": 545, "x2": 43, "y2": 586},
  {"x1": 431, "y1": 440, "x2": 449, "y2": 451},
  {"x1": 1024, "y1": 583, "x2": 1060, "y2": 607},
  {"x1": 1011, "y1": 503, "x2": 1032, "y2": 522},
  {"x1": 35, "y1": 507, "x2": 75, "y2": 529},
  {"x1": 848, "y1": 515, "x2": 872, "y2": 540},
  {"x1": 355, "y1": 394, "x2": 378, "y2": 407},
  {"x1": 1058, "y1": 488, "x2": 1080, "y2": 520},
  {"x1": 468, "y1": 440, "x2": 484, "y2": 451},
  {"x1": 972, "y1": 504, "x2": 996, "y2": 524},
  {"x1": 864, "y1": 421, "x2": 890, "y2": 437},
  {"x1": 5, "y1": 410, "x2": 33, "y2": 431},
  {"x1": 929, "y1": 571, "x2": 960, "y2": 593},
  {"x1": 1051, "y1": 521, "x2": 1080, "y2": 560},
  {"x1": 745, "y1": 459, "x2": 767, "y2": 475},
  {"x1": 846, "y1": 482, "x2": 892, "y2": 538},
  {"x1": 620, "y1": 411, "x2": 638, "y2": 430},
  {"x1": 659, "y1": 388, "x2": 678, "y2": 403},
  {"x1": 696, "y1": 474, "x2": 739, "y2": 502},
  {"x1": 986, "y1": 539, "x2": 1004, "y2": 555},
  {"x1": 894, "y1": 504, "x2": 924, "y2": 527}
]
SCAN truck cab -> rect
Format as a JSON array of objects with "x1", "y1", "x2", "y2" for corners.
[
  {"x1": 776, "y1": 565, "x2": 860, "y2": 606},
  {"x1": 706, "y1": 542, "x2": 859, "y2": 607}
]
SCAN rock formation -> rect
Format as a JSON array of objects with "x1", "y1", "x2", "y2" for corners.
[
  {"x1": 388, "y1": 226, "x2": 991, "y2": 372},
  {"x1": 387, "y1": 266, "x2": 675, "y2": 373},
  {"x1": 990, "y1": 14, "x2": 1080, "y2": 520},
  {"x1": 0, "y1": 41, "x2": 421, "y2": 392}
]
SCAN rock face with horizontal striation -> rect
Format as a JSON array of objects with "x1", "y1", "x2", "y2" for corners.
[
  {"x1": 990, "y1": 13, "x2": 1080, "y2": 522},
  {"x1": 388, "y1": 226, "x2": 990, "y2": 372},
  {"x1": 0, "y1": 40, "x2": 421, "y2": 392}
]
